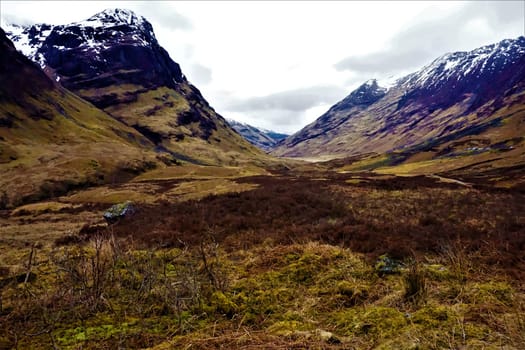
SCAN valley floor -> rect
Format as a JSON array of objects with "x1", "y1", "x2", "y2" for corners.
[{"x1": 0, "y1": 166, "x2": 524, "y2": 349}]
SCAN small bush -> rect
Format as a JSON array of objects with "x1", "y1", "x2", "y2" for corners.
[{"x1": 403, "y1": 261, "x2": 427, "y2": 304}]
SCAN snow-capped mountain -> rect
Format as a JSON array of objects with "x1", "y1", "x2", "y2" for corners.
[
  {"x1": 397, "y1": 37, "x2": 525, "y2": 112},
  {"x1": 4, "y1": 8, "x2": 183, "y2": 91},
  {"x1": 3, "y1": 8, "x2": 264, "y2": 165},
  {"x1": 405, "y1": 38, "x2": 525, "y2": 90},
  {"x1": 4, "y1": 9, "x2": 153, "y2": 62},
  {"x1": 227, "y1": 119, "x2": 288, "y2": 152},
  {"x1": 5, "y1": 10, "x2": 140, "y2": 67},
  {"x1": 274, "y1": 36, "x2": 525, "y2": 159}
]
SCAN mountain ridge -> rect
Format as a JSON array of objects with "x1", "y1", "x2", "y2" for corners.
[
  {"x1": 4, "y1": 9, "x2": 266, "y2": 166},
  {"x1": 273, "y1": 36, "x2": 525, "y2": 162}
]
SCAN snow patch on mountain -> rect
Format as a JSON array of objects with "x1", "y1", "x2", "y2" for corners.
[
  {"x1": 406, "y1": 37, "x2": 525, "y2": 90},
  {"x1": 69, "y1": 8, "x2": 146, "y2": 30},
  {"x1": 4, "y1": 8, "x2": 155, "y2": 70}
]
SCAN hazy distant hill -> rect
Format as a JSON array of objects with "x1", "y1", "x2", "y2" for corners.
[{"x1": 227, "y1": 119, "x2": 288, "y2": 152}]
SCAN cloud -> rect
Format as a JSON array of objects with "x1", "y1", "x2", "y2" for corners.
[
  {"x1": 222, "y1": 86, "x2": 348, "y2": 133},
  {"x1": 226, "y1": 85, "x2": 347, "y2": 112},
  {"x1": 135, "y1": 3, "x2": 193, "y2": 31},
  {"x1": 334, "y1": 1, "x2": 525, "y2": 75},
  {"x1": 187, "y1": 63, "x2": 212, "y2": 85},
  {"x1": 0, "y1": 13, "x2": 38, "y2": 26},
  {"x1": 226, "y1": 106, "x2": 331, "y2": 135}
]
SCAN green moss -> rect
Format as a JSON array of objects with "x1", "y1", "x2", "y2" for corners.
[
  {"x1": 424, "y1": 263, "x2": 453, "y2": 281},
  {"x1": 467, "y1": 281, "x2": 514, "y2": 305},
  {"x1": 267, "y1": 320, "x2": 310, "y2": 336},
  {"x1": 281, "y1": 252, "x2": 324, "y2": 284},
  {"x1": 375, "y1": 337, "x2": 422, "y2": 350},
  {"x1": 464, "y1": 323, "x2": 492, "y2": 340},
  {"x1": 329, "y1": 280, "x2": 369, "y2": 307},
  {"x1": 208, "y1": 291, "x2": 238, "y2": 317},
  {"x1": 57, "y1": 322, "x2": 131, "y2": 346},
  {"x1": 334, "y1": 306, "x2": 407, "y2": 337},
  {"x1": 411, "y1": 305, "x2": 454, "y2": 328}
]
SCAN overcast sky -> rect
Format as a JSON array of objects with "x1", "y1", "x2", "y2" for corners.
[{"x1": 1, "y1": 1, "x2": 524, "y2": 134}]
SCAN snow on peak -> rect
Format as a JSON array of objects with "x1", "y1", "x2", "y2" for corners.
[
  {"x1": 3, "y1": 22, "x2": 53, "y2": 68},
  {"x1": 5, "y1": 8, "x2": 157, "y2": 70},
  {"x1": 358, "y1": 79, "x2": 387, "y2": 93},
  {"x1": 407, "y1": 36, "x2": 525, "y2": 89},
  {"x1": 81, "y1": 8, "x2": 145, "y2": 27},
  {"x1": 377, "y1": 74, "x2": 403, "y2": 90}
]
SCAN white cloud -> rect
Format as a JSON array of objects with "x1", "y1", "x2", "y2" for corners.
[
  {"x1": 334, "y1": 1, "x2": 525, "y2": 78},
  {"x1": 1, "y1": 1, "x2": 523, "y2": 133},
  {"x1": 186, "y1": 63, "x2": 213, "y2": 85}
]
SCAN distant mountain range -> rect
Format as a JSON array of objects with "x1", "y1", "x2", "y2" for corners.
[
  {"x1": 227, "y1": 119, "x2": 288, "y2": 152},
  {"x1": 274, "y1": 37, "x2": 525, "y2": 163}
]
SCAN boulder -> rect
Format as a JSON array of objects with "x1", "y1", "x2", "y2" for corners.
[
  {"x1": 103, "y1": 201, "x2": 134, "y2": 224},
  {"x1": 375, "y1": 254, "x2": 405, "y2": 276}
]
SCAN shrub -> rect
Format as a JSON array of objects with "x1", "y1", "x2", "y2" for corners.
[{"x1": 403, "y1": 260, "x2": 427, "y2": 304}]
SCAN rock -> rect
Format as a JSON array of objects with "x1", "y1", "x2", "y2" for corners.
[
  {"x1": 375, "y1": 254, "x2": 405, "y2": 276},
  {"x1": 316, "y1": 329, "x2": 341, "y2": 344},
  {"x1": 103, "y1": 201, "x2": 134, "y2": 224}
]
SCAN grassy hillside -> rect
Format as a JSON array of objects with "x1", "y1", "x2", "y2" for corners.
[
  {"x1": 0, "y1": 27, "x2": 274, "y2": 207},
  {"x1": 0, "y1": 28, "x2": 165, "y2": 207},
  {"x1": 77, "y1": 81, "x2": 268, "y2": 167},
  {"x1": 335, "y1": 93, "x2": 525, "y2": 190},
  {"x1": 0, "y1": 86, "x2": 163, "y2": 207}
]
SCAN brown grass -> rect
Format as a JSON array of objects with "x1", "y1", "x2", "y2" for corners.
[
  {"x1": 1, "y1": 169, "x2": 524, "y2": 349},
  {"x1": 110, "y1": 172, "x2": 525, "y2": 280}
]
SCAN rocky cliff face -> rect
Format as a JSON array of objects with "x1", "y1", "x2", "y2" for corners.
[
  {"x1": 6, "y1": 9, "x2": 183, "y2": 91},
  {"x1": 273, "y1": 37, "x2": 525, "y2": 159},
  {"x1": 5, "y1": 9, "x2": 263, "y2": 165}
]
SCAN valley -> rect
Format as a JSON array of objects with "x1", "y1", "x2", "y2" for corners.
[{"x1": 0, "y1": 6, "x2": 524, "y2": 350}]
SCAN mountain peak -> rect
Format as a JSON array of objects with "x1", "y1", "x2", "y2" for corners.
[
  {"x1": 363, "y1": 78, "x2": 379, "y2": 87},
  {"x1": 80, "y1": 8, "x2": 145, "y2": 27},
  {"x1": 4, "y1": 8, "x2": 181, "y2": 90},
  {"x1": 333, "y1": 78, "x2": 387, "y2": 110}
]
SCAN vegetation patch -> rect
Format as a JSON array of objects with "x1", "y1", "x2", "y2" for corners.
[{"x1": 0, "y1": 171, "x2": 524, "y2": 349}]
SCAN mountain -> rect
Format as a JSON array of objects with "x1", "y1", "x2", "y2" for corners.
[
  {"x1": 4, "y1": 9, "x2": 264, "y2": 166},
  {"x1": 0, "y1": 27, "x2": 160, "y2": 206},
  {"x1": 273, "y1": 37, "x2": 525, "y2": 169},
  {"x1": 227, "y1": 119, "x2": 288, "y2": 152}
]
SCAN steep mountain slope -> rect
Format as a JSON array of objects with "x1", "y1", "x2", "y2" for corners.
[
  {"x1": 273, "y1": 37, "x2": 525, "y2": 165},
  {"x1": 5, "y1": 9, "x2": 264, "y2": 165},
  {"x1": 0, "y1": 27, "x2": 159, "y2": 206},
  {"x1": 227, "y1": 119, "x2": 288, "y2": 152}
]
